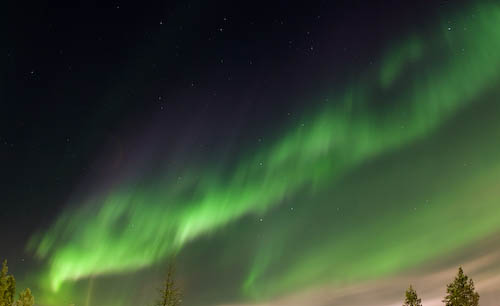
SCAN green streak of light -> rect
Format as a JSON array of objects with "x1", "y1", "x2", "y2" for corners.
[{"x1": 31, "y1": 2, "x2": 500, "y2": 302}]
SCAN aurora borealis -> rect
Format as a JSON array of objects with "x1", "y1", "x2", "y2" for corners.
[{"x1": 3, "y1": 1, "x2": 500, "y2": 305}]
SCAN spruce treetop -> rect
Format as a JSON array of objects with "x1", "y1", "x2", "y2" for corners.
[
  {"x1": 0, "y1": 260, "x2": 34, "y2": 306},
  {"x1": 442, "y1": 267, "x2": 479, "y2": 306},
  {"x1": 403, "y1": 285, "x2": 422, "y2": 306}
]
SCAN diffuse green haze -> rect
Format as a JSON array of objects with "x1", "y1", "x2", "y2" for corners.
[
  {"x1": 379, "y1": 35, "x2": 423, "y2": 89},
  {"x1": 243, "y1": 154, "x2": 500, "y2": 299},
  {"x1": 31, "y1": 1, "x2": 500, "y2": 304}
]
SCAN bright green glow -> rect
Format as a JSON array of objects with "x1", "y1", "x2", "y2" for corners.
[
  {"x1": 31, "y1": 1, "x2": 500, "y2": 304},
  {"x1": 243, "y1": 3, "x2": 500, "y2": 297}
]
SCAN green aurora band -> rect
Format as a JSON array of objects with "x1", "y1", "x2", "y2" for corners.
[{"x1": 31, "y1": 1, "x2": 500, "y2": 304}]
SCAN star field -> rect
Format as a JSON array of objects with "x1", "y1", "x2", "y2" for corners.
[{"x1": 2, "y1": 1, "x2": 500, "y2": 306}]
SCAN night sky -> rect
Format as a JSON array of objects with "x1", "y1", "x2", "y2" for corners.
[{"x1": 2, "y1": 1, "x2": 500, "y2": 305}]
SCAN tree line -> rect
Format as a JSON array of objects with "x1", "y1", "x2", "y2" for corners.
[
  {"x1": 0, "y1": 259, "x2": 482, "y2": 306},
  {"x1": 403, "y1": 267, "x2": 480, "y2": 306},
  {"x1": 0, "y1": 260, "x2": 181, "y2": 306}
]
